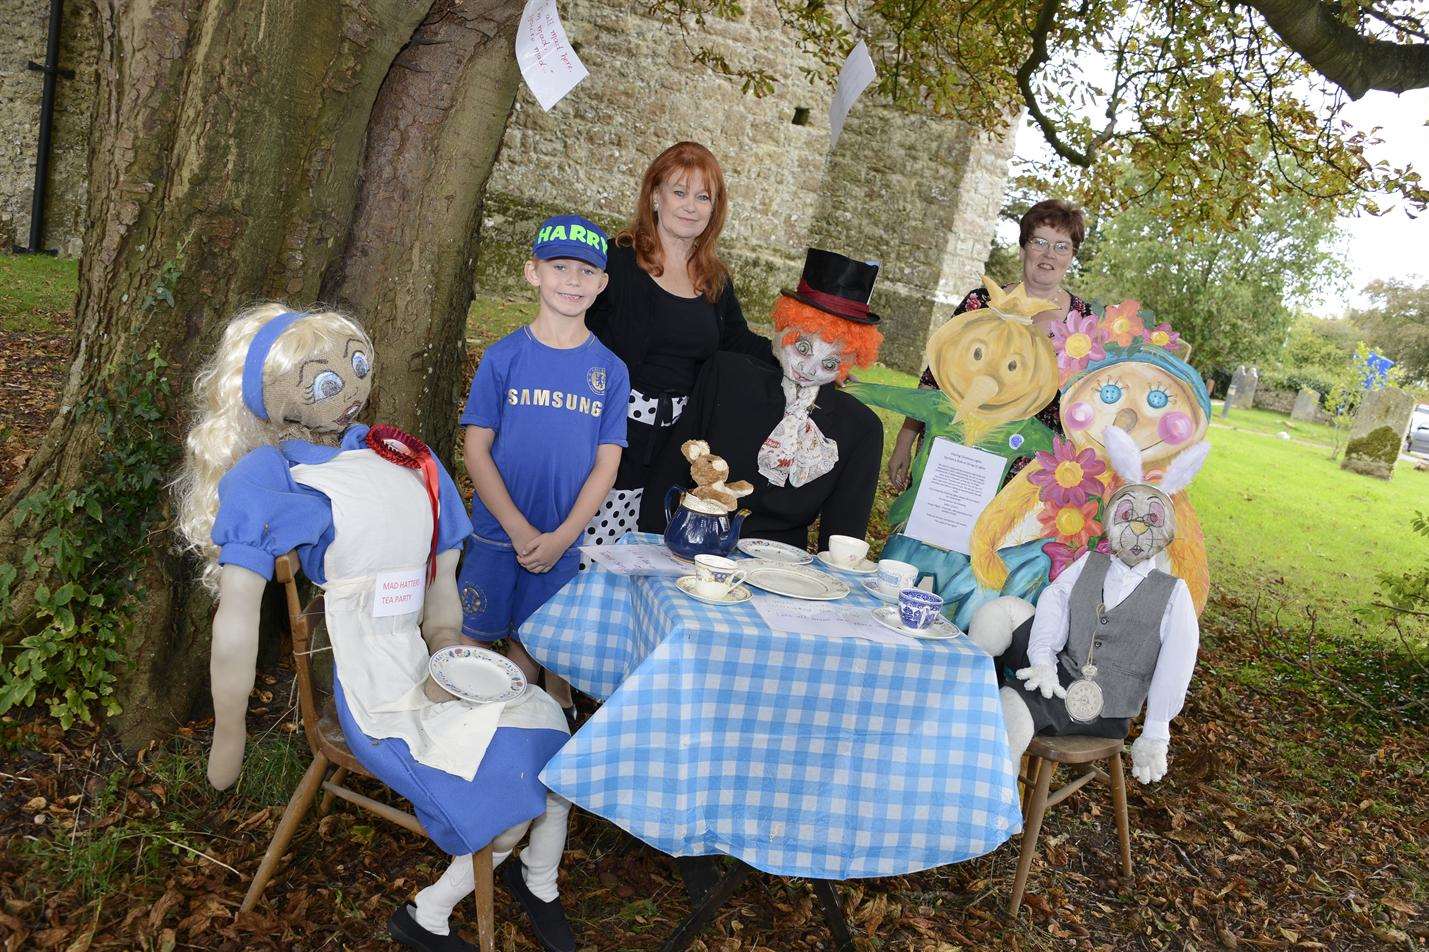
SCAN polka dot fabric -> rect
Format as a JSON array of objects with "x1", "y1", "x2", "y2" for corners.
[{"x1": 578, "y1": 489, "x2": 642, "y2": 570}]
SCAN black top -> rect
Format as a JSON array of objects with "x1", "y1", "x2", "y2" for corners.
[
  {"x1": 638, "y1": 352, "x2": 884, "y2": 553},
  {"x1": 587, "y1": 243, "x2": 775, "y2": 488}
]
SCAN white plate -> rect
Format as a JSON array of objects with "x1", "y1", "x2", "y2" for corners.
[
  {"x1": 676, "y1": 575, "x2": 753, "y2": 605},
  {"x1": 428, "y1": 645, "x2": 527, "y2": 703},
  {"x1": 815, "y1": 552, "x2": 878, "y2": 575},
  {"x1": 744, "y1": 564, "x2": 851, "y2": 600},
  {"x1": 736, "y1": 538, "x2": 814, "y2": 564},
  {"x1": 872, "y1": 606, "x2": 963, "y2": 640},
  {"x1": 860, "y1": 577, "x2": 903, "y2": 604}
]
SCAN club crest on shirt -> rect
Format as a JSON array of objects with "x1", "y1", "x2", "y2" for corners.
[
  {"x1": 587, "y1": 367, "x2": 607, "y2": 395},
  {"x1": 460, "y1": 583, "x2": 485, "y2": 617}
]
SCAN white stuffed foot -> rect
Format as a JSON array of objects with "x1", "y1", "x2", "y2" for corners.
[
  {"x1": 968, "y1": 596, "x2": 1035, "y2": 658},
  {"x1": 1000, "y1": 686, "x2": 1035, "y2": 762}
]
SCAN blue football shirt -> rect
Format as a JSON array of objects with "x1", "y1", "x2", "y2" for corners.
[{"x1": 461, "y1": 327, "x2": 629, "y2": 543}]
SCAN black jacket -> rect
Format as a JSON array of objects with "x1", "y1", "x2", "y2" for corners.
[{"x1": 638, "y1": 352, "x2": 883, "y2": 553}]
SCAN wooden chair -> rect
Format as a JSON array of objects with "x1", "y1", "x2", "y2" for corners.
[
  {"x1": 239, "y1": 552, "x2": 497, "y2": 952},
  {"x1": 1008, "y1": 734, "x2": 1133, "y2": 916}
]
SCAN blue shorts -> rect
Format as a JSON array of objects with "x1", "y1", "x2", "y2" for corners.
[{"x1": 458, "y1": 534, "x2": 578, "y2": 642}]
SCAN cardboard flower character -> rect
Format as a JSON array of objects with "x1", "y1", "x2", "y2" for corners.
[
  {"x1": 845, "y1": 278, "x2": 1060, "y2": 606},
  {"x1": 967, "y1": 423, "x2": 1209, "y2": 784},
  {"x1": 175, "y1": 304, "x2": 578, "y2": 951},
  {"x1": 954, "y1": 304, "x2": 1212, "y2": 627}
]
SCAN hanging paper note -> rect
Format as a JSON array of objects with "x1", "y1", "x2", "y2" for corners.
[
  {"x1": 516, "y1": 0, "x2": 589, "y2": 111},
  {"x1": 829, "y1": 40, "x2": 876, "y2": 149}
]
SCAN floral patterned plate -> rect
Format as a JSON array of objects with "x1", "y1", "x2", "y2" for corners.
[
  {"x1": 736, "y1": 538, "x2": 814, "y2": 564},
  {"x1": 428, "y1": 645, "x2": 526, "y2": 704}
]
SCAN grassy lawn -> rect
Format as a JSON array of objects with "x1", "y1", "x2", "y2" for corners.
[
  {"x1": 1210, "y1": 401, "x2": 1343, "y2": 449},
  {"x1": 0, "y1": 252, "x2": 77, "y2": 333}
]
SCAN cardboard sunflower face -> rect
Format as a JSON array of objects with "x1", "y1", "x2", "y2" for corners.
[
  {"x1": 1060, "y1": 360, "x2": 1207, "y2": 468},
  {"x1": 927, "y1": 311, "x2": 1058, "y2": 427}
]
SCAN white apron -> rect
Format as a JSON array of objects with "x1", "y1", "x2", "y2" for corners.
[{"x1": 291, "y1": 448, "x2": 566, "y2": 782}]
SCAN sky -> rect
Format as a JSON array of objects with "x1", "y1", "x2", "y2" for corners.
[{"x1": 1006, "y1": 82, "x2": 1429, "y2": 318}]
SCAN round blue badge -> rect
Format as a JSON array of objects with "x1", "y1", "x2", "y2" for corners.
[{"x1": 1009, "y1": 433, "x2": 1025, "y2": 450}]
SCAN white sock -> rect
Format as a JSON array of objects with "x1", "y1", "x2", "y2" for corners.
[
  {"x1": 411, "y1": 853, "x2": 474, "y2": 936},
  {"x1": 520, "y1": 793, "x2": 571, "y2": 902}
]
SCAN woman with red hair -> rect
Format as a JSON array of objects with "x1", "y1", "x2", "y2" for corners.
[
  {"x1": 640, "y1": 249, "x2": 884, "y2": 552},
  {"x1": 583, "y1": 142, "x2": 773, "y2": 553}
]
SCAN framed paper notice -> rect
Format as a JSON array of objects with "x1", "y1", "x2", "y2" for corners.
[{"x1": 904, "y1": 438, "x2": 1008, "y2": 555}]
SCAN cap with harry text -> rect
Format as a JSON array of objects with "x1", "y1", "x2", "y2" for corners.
[{"x1": 532, "y1": 214, "x2": 609, "y2": 269}]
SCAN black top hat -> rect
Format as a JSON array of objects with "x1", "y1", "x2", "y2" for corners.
[{"x1": 780, "y1": 248, "x2": 881, "y2": 325}]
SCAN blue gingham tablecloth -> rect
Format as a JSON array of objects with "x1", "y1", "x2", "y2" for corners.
[{"x1": 520, "y1": 534, "x2": 1023, "y2": 880}]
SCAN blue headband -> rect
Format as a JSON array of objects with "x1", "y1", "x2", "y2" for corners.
[
  {"x1": 1069, "y1": 345, "x2": 1212, "y2": 420},
  {"x1": 242, "y1": 310, "x2": 306, "y2": 420}
]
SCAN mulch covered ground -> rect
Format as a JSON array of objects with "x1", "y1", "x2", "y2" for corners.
[
  {"x1": 0, "y1": 318, "x2": 72, "y2": 493},
  {"x1": 1, "y1": 591, "x2": 1424, "y2": 951}
]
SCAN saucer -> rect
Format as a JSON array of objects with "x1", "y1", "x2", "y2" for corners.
[
  {"x1": 815, "y1": 552, "x2": 877, "y2": 575},
  {"x1": 737, "y1": 538, "x2": 814, "y2": 564},
  {"x1": 676, "y1": 575, "x2": 752, "y2": 606},
  {"x1": 428, "y1": 645, "x2": 527, "y2": 703},
  {"x1": 871, "y1": 606, "x2": 963, "y2": 640},
  {"x1": 860, "y1": 577, "x2": 904, "y2": 604}
]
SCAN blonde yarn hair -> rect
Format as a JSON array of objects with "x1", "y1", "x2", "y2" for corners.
[{"x1": 174, "y1": 303, "x2": 371, "y2": 591}]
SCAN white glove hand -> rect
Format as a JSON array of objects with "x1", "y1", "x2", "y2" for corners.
[
  {"x1": 1015, "y1": 663, "x2": 1066, "y2": 699},
  {"x1": 1130, "y1": 734, "x2": 1169, "y2": 784}
]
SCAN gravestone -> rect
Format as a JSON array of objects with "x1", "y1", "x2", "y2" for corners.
[
  {"x1": 1341, "y1": 386, "x2": 1416, "y2": 479},
  {"x1": 1291, "y1": 387, "x2": 1325, "y2": 423},
  {"x1": 1232, "y1": 365, "x2": 1259, "y2": 409}
]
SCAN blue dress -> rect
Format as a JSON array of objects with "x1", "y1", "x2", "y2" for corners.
[{"x1": 212, "y1": 424, "x2": 569, "y2": 855}]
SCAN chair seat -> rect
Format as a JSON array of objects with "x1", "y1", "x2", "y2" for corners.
[
  {"x1": 316, "y1": 696, "x2": 371, "y2": 777},
  {"x1": 1027, "y1": 734, "x2": 1124, "y2": 764}
]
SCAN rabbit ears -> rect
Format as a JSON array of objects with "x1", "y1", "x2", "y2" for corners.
[{"x1": 1102, "y1": 425, "x2": 1210, "y2": 495}]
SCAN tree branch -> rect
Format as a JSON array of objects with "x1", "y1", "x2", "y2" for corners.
[
  {"x1": 1016, "y1": 0, "x2": 1105, "y2": 167},
  {"x1": 1242, "y1": 0, "x2": 1429, "y2": 98}
]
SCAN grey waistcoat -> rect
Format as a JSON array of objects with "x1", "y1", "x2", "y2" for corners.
[{"x1": 1061, "y1": 552, "x2": 1176, "y2": 719}]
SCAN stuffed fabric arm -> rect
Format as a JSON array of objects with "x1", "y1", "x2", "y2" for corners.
[
  {"x1": 1014, "y1": 552, "x2": 1081, "y2": 698},
  {"x1": 421, "y1": 548, "x2": 464, "y2": 702},
  {"x1": 843, "y1": 382, "x2": 950, "y2": 426},
  {"x1": 208, "y1": 564, "x2": 268, "y2": 790}
]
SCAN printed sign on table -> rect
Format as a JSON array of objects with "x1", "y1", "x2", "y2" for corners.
[{"x1": 516, "y1": 0, "x2": 589, "y2": 111}]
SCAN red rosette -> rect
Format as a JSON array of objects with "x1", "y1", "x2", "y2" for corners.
[{"x1": 365, "y1": 424, "x2": 442, "y2": 582}]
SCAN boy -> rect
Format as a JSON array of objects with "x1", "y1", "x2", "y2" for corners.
[{"x1": 458, "y1": 214, "x2": 628, "y2": 688}]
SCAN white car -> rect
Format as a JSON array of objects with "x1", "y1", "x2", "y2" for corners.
[{"x1": 1407, "y1": 405, "x2": 1429, "y2": 456}]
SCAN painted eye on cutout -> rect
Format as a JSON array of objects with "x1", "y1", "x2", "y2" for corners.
[
  {"x1": 1146, "y1": 387, "x2": 1170, "y2": 409},
  {"x1": 1117, "y1": 502, "x2": 1135, "y2": 521},
  {"x1": 972, "y1": 346, "x2": 984, "y2": 361},
  {"x1": 1145, "y1": 510, "x2": 1162, "y2": 526},
  {"x1": 1099, "y1": 383, "x2": 1123, "y2": 404},
  {"x1": 351, "y1": 351, "x2": 370, "y2": 378},
  {"x1": 311, "y1": 370, "x2": 344, "y2": 402},
  {"x1": 1007, "y1": 359, "x2": 1019, "y2": 372}
]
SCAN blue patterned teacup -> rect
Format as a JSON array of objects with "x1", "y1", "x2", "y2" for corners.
[{"x1": 898, "y1": 588, "x2": 943, "y2": 630}]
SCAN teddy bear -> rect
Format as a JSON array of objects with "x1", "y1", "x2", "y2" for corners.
[{"x1": 682, "y1": 439, "x2": 753, "y2": 513}]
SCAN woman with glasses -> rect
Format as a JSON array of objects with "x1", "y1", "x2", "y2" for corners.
[{"x1": 886, "y1": 199, "x2": 1090, "y2": 491}]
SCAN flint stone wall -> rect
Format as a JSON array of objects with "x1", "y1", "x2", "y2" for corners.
[
  {"x1": 1, "y1": 0, "x2": 95, "y2": 255},
  {"x1": 477, "y1": 0, "x2": 1013, "y2": 373}
]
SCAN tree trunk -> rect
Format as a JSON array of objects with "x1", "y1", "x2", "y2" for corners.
[{"x1": 0, "y1": 0, "x2": 523, "y2": 746}]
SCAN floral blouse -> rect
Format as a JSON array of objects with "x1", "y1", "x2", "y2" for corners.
[{"x1": 916, "y1": 286, "x2": 1093, "y2": 485}]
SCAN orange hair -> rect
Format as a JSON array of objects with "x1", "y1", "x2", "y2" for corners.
[
  {"x1": 617, "y1": 141, "x2": 730, "y2": 303},
  {"x1": 772, "y1": 296, "x2": 883, "y2": 382}
]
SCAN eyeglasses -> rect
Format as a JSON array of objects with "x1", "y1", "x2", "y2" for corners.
[{"x1": 1027, "y1": 236, "x2": 1075, "y2": 257}]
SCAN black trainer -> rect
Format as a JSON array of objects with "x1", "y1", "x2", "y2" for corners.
[
  {"x1": 499, "y1": 860, "x2": 576, "y2": 952},
  {"x1": 387, "y1": 903, "x2": 478, "y2": 952}
]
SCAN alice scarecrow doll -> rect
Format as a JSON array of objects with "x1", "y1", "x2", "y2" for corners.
[{"x1": 175, "y1": 305, "x2": 577, "y2": 952}]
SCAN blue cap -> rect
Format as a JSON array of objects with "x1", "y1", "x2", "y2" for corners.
[{"x1": 532, "y1": 214, "x2": 609, "y2": 269}]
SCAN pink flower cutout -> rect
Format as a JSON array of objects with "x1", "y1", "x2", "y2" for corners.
[
  {"x1": 1142, "y1": 322, "x2": 1183, "y2": 352},
  {"x1": 1050, "y1": 311, "x2": 1107, "y2": 375},
  {"x1": 1027, "y1": 436, "x2": 1108, "y2": 507},
  {"x1": 1043, "y1": 540, "x2": 1088, "y2": 581}
]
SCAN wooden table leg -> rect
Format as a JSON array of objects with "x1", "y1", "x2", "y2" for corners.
[
  {"x1": 659, "y1": 861, "x2": 752, "y2": 952},
  {"x1": 810, "y1": 880, "x2": 854, "y2": 952}
]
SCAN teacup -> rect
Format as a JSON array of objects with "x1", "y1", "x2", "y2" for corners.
[
  {"x1": 877, "y1": 559, "x2": 918, "y2": 592},
  {"x1": 693, "y1": 554, "x2": 746, "y2": 597},
  {"x1": 827, "y1": 534, "x2": 870, "y2": 567},
  {"x1": 898, "y1": 588, "x2": 943, "y2": 631}
]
